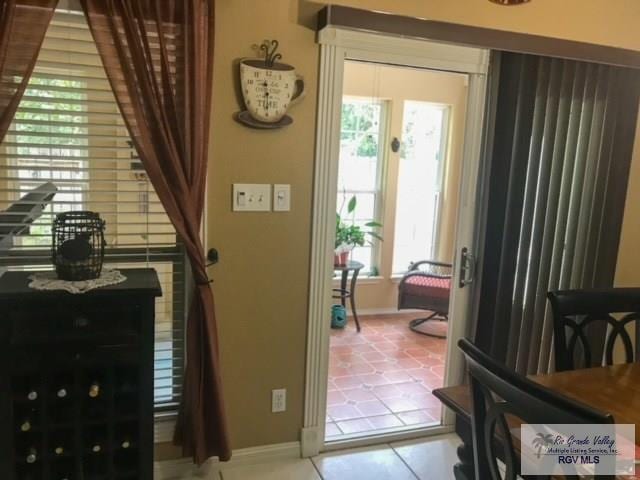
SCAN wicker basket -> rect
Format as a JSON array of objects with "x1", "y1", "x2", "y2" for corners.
[{"x1": 52, "y1": 211, "x2": 106, "y2": 281}]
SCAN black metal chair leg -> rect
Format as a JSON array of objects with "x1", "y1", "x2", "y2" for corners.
[{"x1": 409, "y1": 312, "x2": 447, "y2": 338}]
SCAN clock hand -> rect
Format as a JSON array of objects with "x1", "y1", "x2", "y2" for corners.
[{"x1": 263, "y1": 81, "x2": 269, "y2": 112}]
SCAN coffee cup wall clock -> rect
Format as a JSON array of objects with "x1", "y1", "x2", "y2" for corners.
[{"x1": 235, "y1": 40, "x2": 305, "y2": 129}]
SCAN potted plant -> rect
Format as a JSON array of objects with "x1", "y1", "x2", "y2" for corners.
[{"x1": 334, "y1": 195, "x2": 382, "y2": 266}]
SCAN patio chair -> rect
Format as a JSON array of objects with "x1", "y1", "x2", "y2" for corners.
[{"x1": 397, "y1": 259, "x2": 452, "y2": 338}]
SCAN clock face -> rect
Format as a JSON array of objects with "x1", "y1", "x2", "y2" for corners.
[{"x1": 240, "y1": 61, "x2": 297, "y2": 123}]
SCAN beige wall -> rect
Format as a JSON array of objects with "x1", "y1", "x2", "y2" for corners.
[
  {"x1": 615, "y1": 115, "x2": 640, "y2": 288},
  {"x1": 340, "y1": 61, "x2": 468, "y2": 310},
  {"x1": 160, "y1": 0, "x2": 640, "y2": 455},
  {"x1": 205, "y1": 0, "x2": 317, "y2": 452}
]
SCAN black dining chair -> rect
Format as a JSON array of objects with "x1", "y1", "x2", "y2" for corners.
[
  {"x1": 547, "y1": 288, "x2": 640, "y2": 372},
  {"x1": 458, "y1": 338, "x2": 615, "y2": 480}
]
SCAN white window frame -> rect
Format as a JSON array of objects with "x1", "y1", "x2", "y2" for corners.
[{"x1": 336, "y1": 95, "x2": 388, "y2": 274}]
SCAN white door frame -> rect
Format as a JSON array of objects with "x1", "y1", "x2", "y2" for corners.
[{"x1": 301, "y1": 26, "x2": 490, "y2": 457}]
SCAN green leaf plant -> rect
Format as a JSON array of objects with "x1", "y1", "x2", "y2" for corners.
[{"x1": 335, "y1": 193, "x2": 383, "y2": 253}]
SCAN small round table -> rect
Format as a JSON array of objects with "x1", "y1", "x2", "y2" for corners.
[{"x1": 332, "y1": 260, "x2": 364, "y2": 332}]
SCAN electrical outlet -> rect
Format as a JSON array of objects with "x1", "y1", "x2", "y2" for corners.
[{"x1": 272, "y1": 388, "x2": 286, "y2": 413}]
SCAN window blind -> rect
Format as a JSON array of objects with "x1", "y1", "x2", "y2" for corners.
[
  {"x1": 0, "y1": 10, "x2": 185, "y2": 415},
  {"x1": 475, "y1": 52, "x2": 640, "y2": 375}
]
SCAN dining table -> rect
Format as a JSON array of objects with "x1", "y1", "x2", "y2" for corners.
[{"x1": 433, "y1": 362, "x2": 640, "y2": 480}]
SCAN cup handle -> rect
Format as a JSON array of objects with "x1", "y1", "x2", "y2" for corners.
[{"x1": 290, "y1": 74, "x2": 305, "y2": 105}]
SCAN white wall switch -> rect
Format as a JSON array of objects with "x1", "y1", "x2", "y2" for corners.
[
  {"x1": 273, "y1": 184, "x2": 291, "y2": 212},
  {"x1": 232, "y1": 184, "x2": 271, "y2": 212},
  {"x1": 272, "y1": 388, "x2": 287, "y2": 413}
]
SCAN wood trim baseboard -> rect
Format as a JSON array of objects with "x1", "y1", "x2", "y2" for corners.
[
  {"x1": 154, "y1": 441, "x2": 301, "y2": 479},
  {"x1": 318, "y1": 5, "x2": 640, "y2": 69}
]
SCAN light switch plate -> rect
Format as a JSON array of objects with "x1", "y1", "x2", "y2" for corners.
[
  {"x1": 233, "y1": 184, "x2": 271, "y2": 212},
  {"x1": 273, "y1": 184, "x2": 291, "y2": 212}
]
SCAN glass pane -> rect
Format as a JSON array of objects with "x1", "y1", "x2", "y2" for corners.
[
  {"x1": 337, "y1": 99, "x2": 382, "y2": 193},
  {"x1": 336, "y1": 97, "x2": 384, "y2": 273},
  {"x1": 351, "y1": 245, "x2": 373, "y2": 272},
  {"x1": 336, "y1": 192, "x2": 375, "y2": 223},
  {"x1": 12, "y1": 78, "x2": 88, "y2": 248},
  {"x1": 393, "y1": 101, "x2": 448, "y2": 273}
]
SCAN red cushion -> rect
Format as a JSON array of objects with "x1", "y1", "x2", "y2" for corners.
[{"x1": 403, "y1": 275, "x2": 451, "y2": 299}]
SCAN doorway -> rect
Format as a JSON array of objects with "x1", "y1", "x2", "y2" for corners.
[
  {"x1": 302, "y1": 27, "x2": 489, "y2": 456},
  {"x1": 327, "y1": 61, "x2": 468, "y2": 441}
]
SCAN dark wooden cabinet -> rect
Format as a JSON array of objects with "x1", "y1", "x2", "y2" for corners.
[{"x1": 0, "y1": 268, "x2": 161, "y2": 480}]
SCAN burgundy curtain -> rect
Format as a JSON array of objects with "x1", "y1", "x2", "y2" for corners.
[
  {"x1": 80, "y1": 0, "x2": 230, "y2": 463},
  {"x1": 0, "y1": 0, "x2": 58, "y2": 139}
]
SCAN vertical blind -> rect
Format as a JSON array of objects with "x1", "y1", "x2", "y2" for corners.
[
  {"x1": 0, "y1": 10, "x2": 185, "y2": 414},
  {"x1": 476, "y1": 52, "x2": 640, "y2": 375}
]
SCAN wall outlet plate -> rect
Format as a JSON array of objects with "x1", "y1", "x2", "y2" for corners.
[
  {"x1": 232, "y1": 184, "x2": 271, "y2": 212},
  {"x1": 272, "y1": 388, "x2": 286, "y2": 413}
]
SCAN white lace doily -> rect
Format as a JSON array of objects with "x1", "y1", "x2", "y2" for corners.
[{"x1": 28, "y1": 268, "x2": 127, "y2": 294}]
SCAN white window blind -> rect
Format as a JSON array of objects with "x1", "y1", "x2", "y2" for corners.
[{"x1": 0, "y1": 10, "x2": 185, "y2": 415}]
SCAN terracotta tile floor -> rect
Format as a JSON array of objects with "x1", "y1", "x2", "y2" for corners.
[{"x1": 326, "y1": 313, "x2": 447, "y2": 440}]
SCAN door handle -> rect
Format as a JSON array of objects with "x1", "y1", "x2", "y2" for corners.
[{"x1": 458, "y1": 247, "x2": 475, "y2": 288}]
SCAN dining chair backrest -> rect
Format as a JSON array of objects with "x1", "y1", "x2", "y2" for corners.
[
  {"x1": 547, "y1": 288, "x2": 640, "y2": 372},
  {"x1": 458, "y1": 338, "x2": 614, "y2": 480}
]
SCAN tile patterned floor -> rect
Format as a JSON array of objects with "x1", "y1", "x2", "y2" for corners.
[
  {"x1": 213, "y1": 434, "x2": 461, "y2": 480},
  {"x1": 326, "y1": 313, "x2": 447, "y2": 440}
]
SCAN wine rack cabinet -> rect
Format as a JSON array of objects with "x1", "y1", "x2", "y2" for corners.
[{"x1": 0, "y1": 269, "x2": 161, "y2": 480}]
